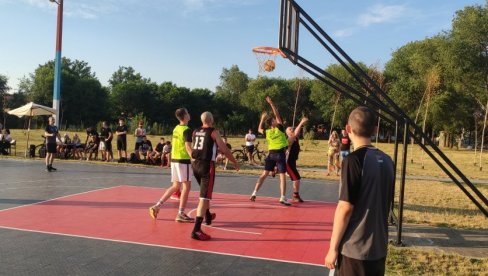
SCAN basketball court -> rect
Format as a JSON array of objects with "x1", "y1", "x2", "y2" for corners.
[{"x1": 0, "y1": 159, "x2": 338, "y2": 275}]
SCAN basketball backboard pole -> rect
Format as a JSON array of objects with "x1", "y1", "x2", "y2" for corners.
[{"x1": 278, "y1": 0, "x2": 488, "y2": 245}]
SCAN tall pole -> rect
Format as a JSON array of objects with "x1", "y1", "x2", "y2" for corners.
[{"x1": 52, "y1": 0, "x2": 63, "y2": 128}]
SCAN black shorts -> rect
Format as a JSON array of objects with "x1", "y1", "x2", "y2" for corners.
[
  {"x1": 192, "y1": 160, "x2": 216, "y2": 200},
  {"x1": 246, "y1": 145, "x2": 254, "y2": 154},
  {"x1": 338, "y1": 254, "x2": 386, "y2": 276},
  {"x1": 264, "y1": 151, "x2": 286, "y2": 173},
  {"x1": 135, "y1": 141, "x2": 143, "y2": 151},
  {"x1": 286, "y1": 158, "x2": 301, "y2": 181},
  {"x1": 117, "y1": 138, "x2": 126, "y2": 151},
  {"x1": 46, "y1": 143, "x2": 57, "y2": 154},
  {"x1": 104, "y1": 141, "x2": 112, "y2": 151}
]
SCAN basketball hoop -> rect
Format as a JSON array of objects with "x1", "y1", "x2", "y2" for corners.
[{"x1": 252, "y1": 46, "x2": 285, "y2": 73}]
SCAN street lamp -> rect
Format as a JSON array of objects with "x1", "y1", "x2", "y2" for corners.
[{"x1": 50, "y1": 0, "x2": 63, "y2": 128}]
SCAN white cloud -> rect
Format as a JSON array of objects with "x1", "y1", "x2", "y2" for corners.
[
  {"x1": 358, "y1": 4, "x2": 406, "y2": 27},
  {"x1": 333, "y1": 28, "x2": 355, "y2": 38}
]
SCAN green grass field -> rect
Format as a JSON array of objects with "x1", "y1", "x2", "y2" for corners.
[{"x1": 3, "y1": 129, "x2": 487, "y2": 274}]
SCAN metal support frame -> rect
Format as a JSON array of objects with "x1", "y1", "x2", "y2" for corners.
[{"x1": 278, "y1": 0, "x2": 488, "y2": 244}]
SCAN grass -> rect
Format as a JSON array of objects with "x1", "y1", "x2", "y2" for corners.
[{"x1": 386, "y1": 245, "x2": 488, "y2": 275}]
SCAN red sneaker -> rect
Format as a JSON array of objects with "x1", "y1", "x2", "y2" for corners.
[
  {"x1": 191, "y1": 230, "x2": 211, "y2": 241},
  {"x1": 170, "y1": 190, "x2": 181, "y2": 200}
]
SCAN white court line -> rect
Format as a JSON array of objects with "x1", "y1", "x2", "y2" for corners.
[
  {"x1": 0, "y1": 185, "x2": 105, "y2": 192},
  {"x1": 0, "y1": 225, "x2": 324, "y2": 268},
  {"x1": 0, "y1": 175, "x2": 160, "y2": 186},
  {"x1": 0, "y1": 185, "x2": 123, "y2": 213}
]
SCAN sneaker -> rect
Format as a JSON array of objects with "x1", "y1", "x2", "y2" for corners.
[
  {"x1": 175, "y1": 212, "x2": 194, "y2": 223},
  {"x1": 149, "y1": 205, "x2": 160, "y2": 219},
  {"x1": 170, "y1": 191, "x2": 181, "y2": 200},
  {"x1": 279, "y1": 198, "x2": 291, "y2": 206},
  {"x1": 191, "y1": 230, "x2": 211, "y2": 241},
  {"x1": 250, "y1": 195, "x2": 256, "y2": 201},
  {"x1": 205, "y1": 213, "x2": 216, "y2": 225},
  {"x1": 50, "y1": 166, "x2": 57, "y2": 171},
  {"x1": 293, "y1": 193, "x2": 304, "y2": 203},
  {"x1": 46, "y1": 166, "x2": 52, "y2": 172}
]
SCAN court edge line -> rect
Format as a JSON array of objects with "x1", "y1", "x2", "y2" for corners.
[
  {"x1": 0, "y1": 225, "x2": 325, "y2": 268},
  {"x1": 0, "y1": 185, "x2": 123, "y2": 213},
  {"x1": 132, "y1": 185, "x2": 337, "y2": 205}
]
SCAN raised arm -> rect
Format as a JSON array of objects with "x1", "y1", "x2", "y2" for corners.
[
  {"x1": 258, "y1": 112, "x2": 267, "y2": 135},
  {"x1": 294, "y1": 117, "x2": 308, "y2": 137},
  {"x1": 214, "y1": 130, "x2": 239, "y2": 171},
  {"x1": 265, "y1": 96, "x2": 282, "y2": 125}
]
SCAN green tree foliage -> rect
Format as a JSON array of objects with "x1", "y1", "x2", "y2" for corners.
[
  {"x1": 310, "y1": 63, "x2": 367, "y2": 128},
  {"x1": 26, "y1": 58, "x2": 109, "y2": 128}
]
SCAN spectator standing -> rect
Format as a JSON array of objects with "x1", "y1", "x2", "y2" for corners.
[
  {"x1": 325, "y1": 106, "x2": 394, "y2": 275},
  {"x1": 134, "y1": 121, "x2": 146, "y2": 160},
  {"x1": 116, "y1": 118, "x2": 128, "y2": 162},
  {"x1": 245, "y1": 129, "x2": 256, "y2": 165},
  {"x1": 339, "y1": 129, "x2": 352, "y2": 162},
  {"x1": 327, "y1": 130, "x2": 341, "y2": 176},
  {"x1": 100, "y1": 121, "x2": 114, "y2": 162},
  {"x1": 44, "y1": 117, "x2": 62, "y2": 172}
]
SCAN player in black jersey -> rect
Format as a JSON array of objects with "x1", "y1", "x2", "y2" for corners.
[
  {"x1": 285, "y1": 117, "x2": 308, "y2": 202},
  {"x1": 191, "y1": 111, "x2": 239, "y2": 241}
]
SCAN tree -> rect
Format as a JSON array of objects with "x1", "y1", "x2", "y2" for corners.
[
  {"x1": 26, "y1": 58, "x2": 108, "y2": 128},
  {"x1": 448, "y1": 2, "x2": 488, "y2": 170}
]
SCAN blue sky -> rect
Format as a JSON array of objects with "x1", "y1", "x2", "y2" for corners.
[{"x1": 0, "y1": 0, "x2": 485, "y2": 92}]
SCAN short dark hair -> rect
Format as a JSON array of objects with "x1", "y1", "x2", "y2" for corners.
[
  {"x1": 348, "y1": 106, "x2": 376, "y2": 137},
  {"x1": 175, "y1": 108, "x2": 188, "y2": 121},
  {"x1": 266, "y1": 117, "x2": 274, "y2": 127}
]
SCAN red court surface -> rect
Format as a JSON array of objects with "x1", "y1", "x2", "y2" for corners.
[{"x1": 0, "y1": 185, "x2": 336, "y2": 266}]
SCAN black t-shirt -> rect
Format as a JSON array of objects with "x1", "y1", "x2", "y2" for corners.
[
  {"x1": 155, "y1": 142, "x2": 164, "y2": 153},
  {"x1": 192, "y1": 127, "x2": 217, "y2": 162},
  {"x1": 100, "y1": 127, "x2": 112, "y2": 142},
  {"x1": 339, "y1": 146, "x2": 394, "y2": 261},
  {"x1": 116, "y1": 125, "x2": 128, "y2": 140},
  {"x1": 340, "y1": 135, "x2": 351, "y2": 151},
  {"x1": 45, "y1": 125, "x2": 58, "y2": 144}
]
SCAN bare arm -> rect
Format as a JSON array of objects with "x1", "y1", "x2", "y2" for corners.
[
  {"x1": 266, "y1": 96, "x2": 282, "y2": 124},
  {"x1": 294, "y1": 117, "x2": 308, "y2": 137},
  {"x1": 324, "y1": 200, "x2": 354, "y2": 269},
  {"x1": 214, "y1": 130, "x2": 239, "y2": 171},
  {"x1": 185, "y1": 141, "x2": 192, "y2": 158},
  {"x1": 258, "y1": 112, "x2": 267, "y2": 135}
]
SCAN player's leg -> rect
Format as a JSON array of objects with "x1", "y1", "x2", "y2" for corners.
[
  {"x1": 175, "y1": 163, "x2": 193, "y2": 222},
  {"x1": 276, "y1": 152, "x2": 290, "y2": 205}
]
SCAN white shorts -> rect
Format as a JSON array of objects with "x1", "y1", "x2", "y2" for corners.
[
  {"x1": 99, "y1": 141, "x2": 106, "y2": 151},
  {"x1": 171, "y1": 162, "x2": 192, "y2": 182}
]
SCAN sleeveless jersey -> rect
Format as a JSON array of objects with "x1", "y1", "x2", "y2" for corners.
[
  {"x1": 266, "y1": 124, "x2": 288, "y2": 151},
  {"x1": 288, "y1": 137, "x2": 300, "y2": 161},
  {"x1": 192, "y1": 127, "x2": 217, "y2": 162},
  {"x1": 171, "y1": 125, "x2": 191, "y2": 161}
]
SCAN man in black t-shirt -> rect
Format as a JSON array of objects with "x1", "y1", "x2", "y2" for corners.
[
  {"x1": 190, "y1": 111, "x2": 239, "y2": 241},
  {"x1": 325, "y1": 107, "x2": 394, "y2": 275},
  {"x1": 44, "y1": 117, "x2": 62, "y2": 172},
  {"x1": 116, "y1": 118, "x2": 128, "y2": 162},
  {"x1": 85, "y1": 127, "x2": 100, "y2": 161}
]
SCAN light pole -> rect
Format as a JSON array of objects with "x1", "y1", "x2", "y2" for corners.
[{"x1": 50, "y1": 0, "x2": 63, "y2": 128}]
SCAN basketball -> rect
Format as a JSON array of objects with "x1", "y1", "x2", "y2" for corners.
[{"x1": 264, "y1": 59, "x2": 276, "y2": 72}]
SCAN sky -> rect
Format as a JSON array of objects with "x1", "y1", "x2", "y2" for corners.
[{"x1": 0, "y1": 0, "x2": 485, "y2": 93}]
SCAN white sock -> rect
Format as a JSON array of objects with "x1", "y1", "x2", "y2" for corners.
[
  {"x1": 252, "y1": 191, "x2": 257, "y2": 196},
  {"x1": 179, "y1": 208, "x2": 184, "y2": 214},
  {"x1": 280, "y1": 196, "x2": 286, "y2": 201}
]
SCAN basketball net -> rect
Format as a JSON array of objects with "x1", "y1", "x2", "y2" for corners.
[{"x1": 252, "y1": 47, "x2": 284, "y2": 74}]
